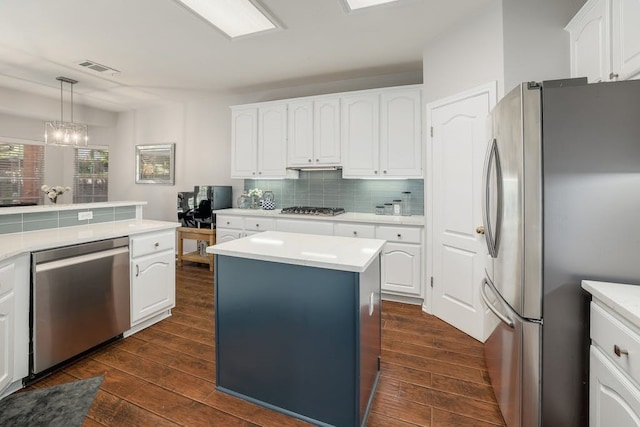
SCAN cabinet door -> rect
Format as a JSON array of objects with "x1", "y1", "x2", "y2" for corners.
[
  {"x1": 314, "y1": 98, "x2": 341, "y2": 165},
  {"x1": 566, "y1": 0, "x2": 611, "y2": 82},
  {"x1": 231, "y1": 107, "x2": 258, "y2": 178},
  {"x1": 0, "y1": 293, "x2": 14, "y2": 394},
  {"x1": 381, "y1": 243, "x2": 421, "y2": 296},
  {"x1": 590, "y1": 346, "x2": 640, "y2": 426},
  {"x1": 258, "y1": 103, "x2": 288, "y2": 177},
  {"x1": 380, "y1": 88, "x2": 422, "y2": 177},
  {"x1": 216, "y1": 228, "x2": 243, "y2": 243},
  {"x1": 288, "y1": 100, "x2": 314, "y2": 167},
  {"x1": 131, "y1": 251, "x2": 176, "y2": 324},
  {"x1": 341, "y1": 94, "x2": 380, "y2": 178},
  {"x1": 612, "y1": 0, "x2": 640, "y2": 79}
]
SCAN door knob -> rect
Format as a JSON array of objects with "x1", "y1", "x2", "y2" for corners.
[{"x1": 476, "y1": 226, "x2": 485, "y2": 235}]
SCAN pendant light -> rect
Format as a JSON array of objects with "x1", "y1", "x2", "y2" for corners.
[{"x1": 44, "y1": 76, "x2": 89, "y2": 147}]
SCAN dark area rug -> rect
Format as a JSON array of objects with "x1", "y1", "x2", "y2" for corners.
[{"x1": 0, "y1": 376, "x2": 103, "y2": 427}]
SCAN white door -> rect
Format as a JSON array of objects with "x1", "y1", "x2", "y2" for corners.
[
  {"x1": 131, "y1": 251, "x2": 175, "y2": 324},
  {"x1": 427, "y1": 82, "x2": 496, "y2": 342},
  {"x1": 287, "y1": 100, "x2": 314, "y2": 166},
  {"x1": 380, "y1": 88, "x2": 422, "y2": 177},
  {"x1": 0, "y1": 293, "x2": 14, "y2": 393},
  {"x1": 566, "y1": 0, "x2": 610, "y2": 82},
  {"x1": 341, "y1": 94, "x2": 379, "y2": 178},
  {"x1": 314, "y1": 98, "x2": 341, "y2": 165}
]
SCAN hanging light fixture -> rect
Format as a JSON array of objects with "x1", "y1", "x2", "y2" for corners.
[{"x1": 44, "y1": 76, "x2": 89, "y2": 147}]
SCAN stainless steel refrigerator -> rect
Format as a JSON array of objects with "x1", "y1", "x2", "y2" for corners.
[{"x1": 481, "y1": 78, "x2": 640, "y2": 427}]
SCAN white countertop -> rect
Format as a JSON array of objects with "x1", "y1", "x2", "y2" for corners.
[
  {"x1": 0, "y1": 219, "x2": 179, "y2": 261},
  {"x1": 207, "y1": 230, "x2": 385, "y2": 273},
  {"x1": 0, "y1": 200, "x2": 147, "y2": 215},
  {"x1": 582, "y1": 280, "x2": 640, "y2": 329},
  {"x1": 214, "y1": 208, "x2": 425, "y2": 226}
]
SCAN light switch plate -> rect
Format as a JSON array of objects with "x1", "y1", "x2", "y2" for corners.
[{"x1": 78, "y1": 211, "x2": 93, "y2": 221}]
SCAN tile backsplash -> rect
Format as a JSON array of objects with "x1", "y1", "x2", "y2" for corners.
[{"x1": 244, "y1": 170, "x2": 424, "y2": 215}]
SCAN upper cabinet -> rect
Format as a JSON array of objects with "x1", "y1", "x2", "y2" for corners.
[
  {"x1": 341, "y1": 87, "x2": 422, "y2": 179},
  {"x1": 566, "y1": 0, "x2": 640, "y2": 82},
  {"x1": 232, "y1": 84, "x2": 422, "y2": 180},
  {"x1": 231, "y1": 103, "x2": 293, "y2": 179},
  {"x1": 288, "y1": 98, "x2": 341, "y2": 167}
]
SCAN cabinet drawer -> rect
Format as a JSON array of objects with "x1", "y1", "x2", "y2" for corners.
[
  {"x1": 131, "y1": 231, "x2": 175, "y2": 258},
  {"x1": 376, "y1": 226, "x2": 421, "y2": 244},
  {"x1": 244, "y1": 217, "x2": 276, "y2": 232},
  {"x1": 591, "y1": 302, "x2": 640, "y2": 385},
  {"x1": 217, "y1": 215, "x2": 243, "y2": 230},
  {"x1": 334, "y1": 223, "x2": 375, "y2": 239},
  {"x1": 0, "y1": 262, "x2": 14, "y2": 296},
  {"x1": 277, "y1": 219, "x2": 334, "y2": 236}
]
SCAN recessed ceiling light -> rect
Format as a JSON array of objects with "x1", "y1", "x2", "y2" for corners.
[
  {"x1": 344, "y1": 0, "x2": 402, "y2": 11},
  {"x1": 175, "y1": 0, "x2": 277, "y2": 38}
]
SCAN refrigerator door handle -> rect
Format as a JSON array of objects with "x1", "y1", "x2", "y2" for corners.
[
  {"x1": 482, "y1": 138, "x2": 500, "y2": 258},
  {"x1": 480, "y1": 276, "x2": 514, "y2": 329}
]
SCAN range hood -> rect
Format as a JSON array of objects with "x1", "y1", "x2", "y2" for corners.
[{"x1": 286, "y1": 165, "x2": 342, "y2": 172}]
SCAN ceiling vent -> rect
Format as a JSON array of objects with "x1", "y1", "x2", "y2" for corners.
[{"x1": 77, "y1": 60, "x2": 120, "y2": 75}]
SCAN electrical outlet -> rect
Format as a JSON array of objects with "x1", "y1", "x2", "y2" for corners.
[{"x1": 78, "y1": 211, "x2": 93, "y2": 221}]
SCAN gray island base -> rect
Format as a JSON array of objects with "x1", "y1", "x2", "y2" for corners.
[{"x1": 209, "y1": 231, "x2": 385, "y2": 427}]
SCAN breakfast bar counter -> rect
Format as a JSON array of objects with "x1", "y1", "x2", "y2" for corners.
[{"x1": 207, "y1": 231, "x2": 385, "y2": 427}]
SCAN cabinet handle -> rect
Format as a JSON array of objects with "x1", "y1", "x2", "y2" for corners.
[
  {"x1": 383, "y1": 170, "x2": 387, "y2": 174},
  {"x1": 252, "y1": 172, "x2": 256, "y2": 175},
  {"x1": 374, "y1": 170, "x2": 378, "y2": 174},
  {"x1": 226, "y1": 221, "x2": 230, "y2": 225},
  {"x1": 397, "y1": 233, "x2": 402, "y2": 238},
  {"x1": 353, "y1": 231, "x2": 357, "y2": 236},
  {"x1": 308, "y1": 158, "x2": 312, "y2": 163},
  {"x1": 614, "y1": 344, "x2": 629, "y2": 357},
  {"x1": 316, "y1": 158, "x2": 319, "y2": 162},
  {"x1": 258, "y1": 171, "x2": 262, "y2": 175},
  {"x1": 135, "y1": 264, "x2": 139, "y2": 277},
  {"x1": 610, "y1": 72, "x2": 619, "y2": 80},
  {"x1": 256, "y1": 223, "x2": 259, "y2": 228},
  {"x1": 154, "y1": 242, "x2": 159, "y2": 247}
]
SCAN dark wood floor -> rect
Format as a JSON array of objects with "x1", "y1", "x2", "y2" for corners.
[{"x1": 23, "y1": 263, "x2": 506, "y2": 426}]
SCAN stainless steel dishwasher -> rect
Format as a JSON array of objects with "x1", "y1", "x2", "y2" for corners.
[{"x1": 31, "y1": 236, "x2": 130, "y2": 376}]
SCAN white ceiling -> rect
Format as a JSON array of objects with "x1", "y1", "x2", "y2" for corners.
[{"x1": 0, "y1": 0, "x2": 496, "y2": 112}]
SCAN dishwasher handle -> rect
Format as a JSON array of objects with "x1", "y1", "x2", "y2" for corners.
[{"x1": 35, "y1": 246, "x2": 129, "y2": 273}]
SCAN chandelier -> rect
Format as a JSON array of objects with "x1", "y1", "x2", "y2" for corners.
[{"x1": 44, "y1": 76, "x2": 89, "y2": 147}]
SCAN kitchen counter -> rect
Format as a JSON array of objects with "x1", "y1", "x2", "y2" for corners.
[
  {"x1": 582, "y1": 280, "x2": 640, "y2": 328},
  {"x1": 0, "y1": 219, "x2": 179, "y2": 261},
  {"x1": 207, "y1": 230, "x2": 385, "y2": 273},
  {"x1": 213, "y1": 208, "x2": 425, "y2": 226}
]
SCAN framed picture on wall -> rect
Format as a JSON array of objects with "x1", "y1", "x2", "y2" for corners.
[{"x1": 135, "y1": 143, "x2": 175, "y2": 185}]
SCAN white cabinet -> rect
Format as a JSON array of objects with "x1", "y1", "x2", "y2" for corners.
[
  {"x1": 380, "y1": 88, "x2": 422, "y2": 177},
  {"x1": 276, "y1": 218, "x2": 335, "y2": 236},
  {"x1": 334, "y1": 223, "x2": 375, "y2": 239},
  {"x1": 130, "y1": 230, "x2": 176, "y2": 326},
  {"x1": 0, "y1": 270, "x2": 13, "y2": 394},
  {"x1": 216, "y1": 229, "x2": 243, "y2": 243},
  {"x1": 288, "y1": 98, "x2": 341, "y2": 167},
  {"x1": 376, "y1": 225, "x2": 422, "y2": 297},
  {"x1": 231, "y1": 103, "x2": 293, "y2": 179},
  {"x1": 589, "y1": 300, "x2": 640, "y2": 426},
  {"x1": 612, "y1": 0, "x2": 640, "y2": 80},
  {"x1": 341, "y1": 93, "x2": 380, "y2": 177},
  {"x1": 566, "y1": 0, "x2": 640, "y2": 82},
  {"x1": 341, "y1": 87, "x2": 422, "y2": 178}
]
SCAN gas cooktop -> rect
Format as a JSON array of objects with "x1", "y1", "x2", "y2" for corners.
[{"x1": 280, "y1": 206, "x2": 345, "y2": 216}]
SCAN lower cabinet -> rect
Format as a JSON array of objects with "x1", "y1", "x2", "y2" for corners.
[
  {"x1": 216, "y1": 228, "x2": 243, "y2": 243},
  {"x1": 589, "y1": 300, "x2": 640, "y2": 426},
  {"x1": 380, "y1": 243, "x2": 421, "y2": 296},
  {"x1": 130, "y1": 231, "x2": 176, "y2": 326},
  {"x1": 590, "y1": 346, "x2": 640, "y2": 426},
  {"x1": 0, "y1": 292, "x2": 13, "y2": 395}
]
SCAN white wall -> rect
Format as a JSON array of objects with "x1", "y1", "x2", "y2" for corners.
[
  {"x1": 502, "y1": 0, "x2": 587, "y2": 93},
  {"x1": 422, "y1": 3, "x2": 505, "y2": 104}
]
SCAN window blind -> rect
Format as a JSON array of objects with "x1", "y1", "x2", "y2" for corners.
[
  {"x1": 74, "y1": 148, "x2": 109, "y2": 203},
  {"x1": 0, "y1": 143, "x2": 45, "y2": 205}
]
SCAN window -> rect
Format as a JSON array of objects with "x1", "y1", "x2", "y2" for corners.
[
  {"x1": 0, "y1": 143, "x2": 44, "y2": 205},
  {"x1": 74, "y1": 148, "x2": 108, "y2": 203}
]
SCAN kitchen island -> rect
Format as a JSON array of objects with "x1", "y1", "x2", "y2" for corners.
[{"x1": 208, "y1": 231, "x2": 385, "y2": 427}]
